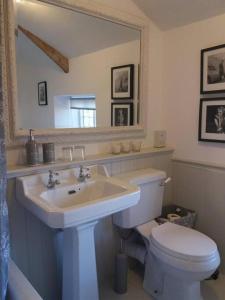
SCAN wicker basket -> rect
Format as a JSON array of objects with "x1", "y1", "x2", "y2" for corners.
[{"x1": 156, "y1": 205, "x2": 197, "y2": 228}]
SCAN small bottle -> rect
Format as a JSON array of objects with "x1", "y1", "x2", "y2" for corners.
[{"x1": 25, "y1": 129, "x2": 39, "y2": 166}]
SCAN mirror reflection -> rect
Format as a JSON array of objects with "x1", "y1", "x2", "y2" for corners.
[{"x1": 15, "y1": 0, "x2": 141, "y2": 129}]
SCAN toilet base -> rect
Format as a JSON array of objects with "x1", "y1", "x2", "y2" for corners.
[
  {"x1": 149, "y1": 277, "x2": 202, "y2": 300},
  {"x1": 143, "y1": 253, "x2": 203, "y2": 300}
]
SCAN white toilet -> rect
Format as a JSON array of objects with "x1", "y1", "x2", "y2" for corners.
[{"x1": 113, "y1": 168, "x2": 220, "y2": 300}]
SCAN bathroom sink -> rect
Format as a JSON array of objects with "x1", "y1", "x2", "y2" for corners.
[
  {"x1": 16, "y1": 165, "x2": 140, "y2": 228},
  {"x1": 16, "y1": 165, "x2": 140, "y2": 300},
  {"x1": 41, "y1": 179, "x2": 127, "y2": 208}
]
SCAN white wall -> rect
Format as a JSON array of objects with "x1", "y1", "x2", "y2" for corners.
[{"x1": 164, "y1": 13, "x2": 225, "y2": 164}]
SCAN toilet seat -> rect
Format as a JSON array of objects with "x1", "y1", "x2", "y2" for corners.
[
  {"x1": 151, "y1": 222, "x2": 218, "y2": 262},
  {"x1": 149, "y1": 222, "x2": 220, "y2": 272},
  {"x1": 137, "y1": 221, "x2": 218, "y2": 261},
  {"x1": 137, "y1": 221, "x2": 219, "y2": 272}
]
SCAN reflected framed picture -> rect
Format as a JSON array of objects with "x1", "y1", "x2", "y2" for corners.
[
  {"x1": 201, "y1": 44, "x2": 225, "y2": 94},
  {"x1": 111, "y1": 64, "x2": 134, "y2": 99},
  {"x1": 111, "y1": 103, "x2": 133, "y2": 126},
  {"x1": 199, "y1": 98, "x2": 225, "y2": 143},
  {"x1": 38, "y1": 81, "x2": 48, "y2": 105}
]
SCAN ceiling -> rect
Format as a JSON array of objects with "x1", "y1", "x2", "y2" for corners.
[
  {"x1": 16, "y1": 0, "x2": 140, "y2": 58},
  {"x1": 132, "y1": 0, "x2": 225, "y2": 30}
]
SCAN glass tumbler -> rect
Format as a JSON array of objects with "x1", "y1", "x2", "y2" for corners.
[{"x1": 62, "y1": 146, "x2": 73, "y2": 161}]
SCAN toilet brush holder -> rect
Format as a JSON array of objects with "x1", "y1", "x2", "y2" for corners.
[{"x1": 114, "y1": 252, "x2": 128, "y2": 294}]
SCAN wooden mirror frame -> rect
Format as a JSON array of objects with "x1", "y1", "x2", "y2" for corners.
[{"x1": 2, "y1": 0, "x2": 149, "y2": 146}]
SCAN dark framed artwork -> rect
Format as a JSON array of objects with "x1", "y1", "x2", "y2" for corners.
[
  {"x1": 199, "y1": 98, "x2": 225, "y2": 143},
  {"x1": 38, "y1": 81, "x2": 48, "y2": 105},
  {"x1": 111, "y1": 103, "x2": 133, "y2": 126},
  {"x1": 111, "y1": 64, "x2": 134, "y2": 99},
  {"x1": 201, "y1": 44, "x2": 225, "y2": 94}
]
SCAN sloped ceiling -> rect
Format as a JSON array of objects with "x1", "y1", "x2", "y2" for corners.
[
  {"x1": 132, "y1": 0, "x2": 225, "y2": 30},
  {"x1": 16, "y1": 0, "x2": 140, "y2": 59}
]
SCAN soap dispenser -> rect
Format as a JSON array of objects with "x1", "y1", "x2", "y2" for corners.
[{"x1": 25, "y1": 129, "x2": 39, "y2": 166}]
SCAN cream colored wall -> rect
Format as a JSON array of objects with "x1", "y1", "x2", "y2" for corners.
[{"x1": 163, "y1": 13, "x2": 225, "y2": 164}]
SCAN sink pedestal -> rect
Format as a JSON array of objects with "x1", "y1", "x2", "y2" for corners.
[{"x1": 62, "y1": 221, "x2": 99, "y2": 300}]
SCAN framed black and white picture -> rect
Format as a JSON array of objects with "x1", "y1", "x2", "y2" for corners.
[
  {"x1": 111, "y1": 64, "x2": 134, "y2": 99},
  {"x1": 199, "y1": 98, "x2": 225, "y2": 143},
  {"x1": 201, "y1": 44, "x2": 225, "y2": 94},
  {"x1": 111, "y1": 103, "x2": 133, "y2": 126},
  {"x1": 38, "y1": 81, "x2": 48, "y2": 105}
]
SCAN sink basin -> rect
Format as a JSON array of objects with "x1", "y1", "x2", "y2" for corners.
[
  {"x1": 16, "y1": 165, "x2": 139, "y2": 228},
  {"x1": 16, "y1": 165, "x2": 140, "y2": 300},
  {"x1": 41, "y1": 179, "x2": 127, "y2": 208}
]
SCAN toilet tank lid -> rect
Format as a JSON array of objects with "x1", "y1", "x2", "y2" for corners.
[{"x1": 115, "y1": 168, "x2": 166, "y2": 185}]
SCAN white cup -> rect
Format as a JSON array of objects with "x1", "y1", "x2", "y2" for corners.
[
  {"x1": 131, "y1": 141, "x2": 142, "y2": 152},
  {"x1": 121, "y1": 142, "x2": 131, "y2": 153},
  {"x1": 62, "y1": 146, "x2": 73, "y2": 161},
  {"x1": 111, "y1": 143, "x2": 121, "y2": 154}
]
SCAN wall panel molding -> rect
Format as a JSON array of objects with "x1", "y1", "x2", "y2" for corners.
[{"x1": 173, "y1": 157, "x2": 225, "y2": 171}]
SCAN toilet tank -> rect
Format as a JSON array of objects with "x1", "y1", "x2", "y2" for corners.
[{"x1": 113, "y1": 168, "x2": 166, "y2": 228}]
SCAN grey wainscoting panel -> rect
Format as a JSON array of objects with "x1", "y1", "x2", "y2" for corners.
[
  {"x1": 7, "y1": 179, "x2": 60, "y2": 300},
  {"x1": 7, "y1": 152, "x2": 172, "y2": 299},
  {"x1": 172, "y1": 160, "x2": 225, "y2": 272}
]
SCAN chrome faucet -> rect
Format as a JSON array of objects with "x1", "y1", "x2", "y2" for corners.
[
  {"x1": 47, "y1": 170, "x2": 60, "y2": 189},
  {"x1": 77, "y1": 165, "x2": 91, "y2": 182}
]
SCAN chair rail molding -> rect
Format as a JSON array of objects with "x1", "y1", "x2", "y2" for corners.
[{"x1": 3, "y1": 0, "x2": 149, "y2": 147}]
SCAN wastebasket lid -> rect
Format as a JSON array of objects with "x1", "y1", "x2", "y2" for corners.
[{"x1": 150, "y1": 222, "x2": 218, "y2": 262}]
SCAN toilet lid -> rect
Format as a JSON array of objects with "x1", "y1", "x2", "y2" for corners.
[{"x1": 151, "y1": 222, "x2": 218, "y2": 262}]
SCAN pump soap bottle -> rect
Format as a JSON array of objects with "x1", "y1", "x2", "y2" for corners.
[{"x1": 26, "y1": 129, "x2": 39, "y2": 166}]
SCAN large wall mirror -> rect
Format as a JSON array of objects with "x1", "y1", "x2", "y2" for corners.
[
  {"x1": 16, "y1": 0, "x2": 140, "y2": 130},
  {"x1": 4, "y1": 0, "x2": 148, "y2": 143}
]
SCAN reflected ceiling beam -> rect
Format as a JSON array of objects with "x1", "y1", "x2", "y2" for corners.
[{"x1": 18, "y1": 25, "x2": 69, "y2": 73}]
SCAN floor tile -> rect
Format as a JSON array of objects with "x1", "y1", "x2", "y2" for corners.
[{"x1": 100, "y1": 269, "x2": 225, "y2": 300}]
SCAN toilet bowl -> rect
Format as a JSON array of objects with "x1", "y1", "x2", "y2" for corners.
[{"x1": 113, "y1": 168, "x2": 220, "y2": 300}]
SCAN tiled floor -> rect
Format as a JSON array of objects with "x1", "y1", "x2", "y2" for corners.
[{"x1": 100, "y1": 269, "x2": 225, "y2": 300}]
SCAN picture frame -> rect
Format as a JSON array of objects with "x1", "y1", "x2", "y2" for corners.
[
  {"x1": 199, "y1": 97, "x2": 225, "y2": 143},
  {"x1": 111, "y1": 64, "x2": 134, "y2": 99},
  {"x1": 38, "y1": 81, "x2": 48, "y2": 105},
  {"x1": 111, "y1": 103, "x2": 133, "y2": 126},
  {"x1": 201, "y1": 44, "x2": 225, "y2": 94}
]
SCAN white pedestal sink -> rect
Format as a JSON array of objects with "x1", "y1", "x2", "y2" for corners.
[{"x1": 16, "y1": 165, "x2": 140, "y2": 300}]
